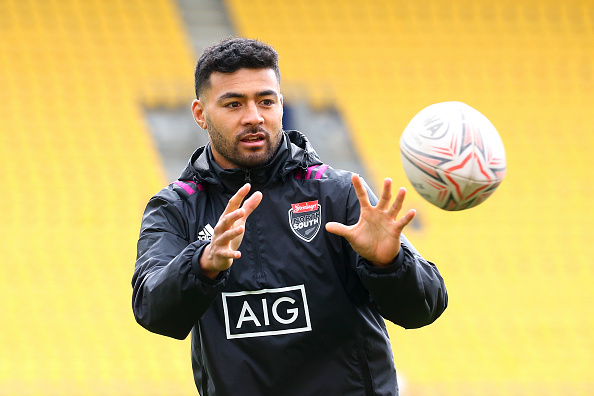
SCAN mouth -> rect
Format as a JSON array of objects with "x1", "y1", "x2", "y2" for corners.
[{"x1": 239, "y1": 133, "x2": 267, "y2": 147}]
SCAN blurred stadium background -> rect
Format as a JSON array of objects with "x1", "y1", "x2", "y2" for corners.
[{"x1": 1, "y1": 0, "x2": 592, "y2": 395}]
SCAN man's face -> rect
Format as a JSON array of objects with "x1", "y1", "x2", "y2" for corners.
[{"x1": 192, "y1": 68, "x2": 284, "y2": 169}]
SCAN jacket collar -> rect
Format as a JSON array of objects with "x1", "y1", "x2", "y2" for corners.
[{"x1": 179, "y1": 130, "x2": 322, "y2": 193}]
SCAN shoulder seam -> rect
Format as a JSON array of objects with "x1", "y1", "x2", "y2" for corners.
[
  {"x1": 295, "y1": 164, "x2": 331, "y2": 180},
  {"x1": 172, "y1": 180, "x2": 206, "y2": 196}
]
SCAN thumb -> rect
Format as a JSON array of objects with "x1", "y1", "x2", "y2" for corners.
[{"x1": 325, "y1": 222, "x2": 351, "y2": 238}]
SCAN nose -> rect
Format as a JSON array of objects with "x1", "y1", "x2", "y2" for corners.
[{"x1": 241, "y1": 102, "x2": 264, "y2": 126}]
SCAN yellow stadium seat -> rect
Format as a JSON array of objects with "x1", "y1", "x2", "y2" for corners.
[
  {"x1": 1, "y1": 0, "x2": 592, "y2": 394},
  {"x1": 224, "y1": 0, "x2": 594, "y2": 394}
]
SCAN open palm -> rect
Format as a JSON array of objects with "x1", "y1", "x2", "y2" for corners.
[
  {"x1": 200, "y1": 183, "x2": 263, "y2": 278},
  {"x1": 325, "y1": 175, "x2": 416, "y2": 267}
]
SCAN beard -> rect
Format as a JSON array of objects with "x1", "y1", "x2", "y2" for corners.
[{"x1": 206, "y1": 119, "x2": 283, "y2": 169}]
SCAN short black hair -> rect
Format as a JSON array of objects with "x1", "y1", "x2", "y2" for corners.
[{"x1": 194, "y1": 37, "x2": 280, "y2": 99}]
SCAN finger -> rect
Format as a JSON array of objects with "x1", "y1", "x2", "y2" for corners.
[
  {"x1": 396, "y1": 209, "x2": 416, "y2": 229},
  {"x1": 351, "y1": 174, "x2": 372, "y2": 209},
  {"x1": 241, "y1": 191, "x2": 263, "y2": 217},
  {"x1": 387, "y1": 187, "x2": 407, "y2": 217},
  {"x1": 211, "y1": 225, "x2": 245, "y2": 260},
  {"x1": 325, "y1": 222, "x2": 352, "y2": 238},
  {"x1": 222, "y1": 183, "x2": 251, "y2": 216},
  {"x1": 215, "y1": 208, "x2": 246, "y2": 232},
  {"x1": 211, "y1": 223, "x2": 245, "y2": 251},
  {"x1": 215, "y1": 247, "x2": 242, "y2": 260},
  {"x1": 217, "y1": 224, "x2": 245, "y2": 244},
  {"x1": 376, "y1": 178, "x2": 392, "y2": 211}
]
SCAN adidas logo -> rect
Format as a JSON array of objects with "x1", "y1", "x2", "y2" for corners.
[{"x1": 197, "y1": 224, "x2": 215, "y2": 241}]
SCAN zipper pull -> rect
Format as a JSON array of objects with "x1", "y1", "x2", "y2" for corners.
[{"x1": 244, "y1": 169, "x2": 252, "y2": 183}]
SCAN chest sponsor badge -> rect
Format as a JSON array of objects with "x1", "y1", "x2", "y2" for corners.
[
  {"x1": 221, "y1": 285, "x2": 312, "y2": 339},
  {"x1": 288, "y1": 200, "x2": 321, "y2": 242}
]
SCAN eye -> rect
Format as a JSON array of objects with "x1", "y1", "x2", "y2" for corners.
[
  {"x1": 224, "y1": 102, "x2": 241, "y2": 108},
  {"x1": 261, "y1": 99, "x2": 275, "y2": 106}
]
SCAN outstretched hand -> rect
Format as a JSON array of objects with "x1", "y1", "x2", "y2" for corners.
[
  {"x1": 200, "y1": 184, "x2": 262, "y2": 279},
  {"x1": 325, "y1": 175, "x2": 416, "y2": 267}
]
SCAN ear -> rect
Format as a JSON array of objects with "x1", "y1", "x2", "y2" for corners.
[
  {"x1": 192, "y1": 99, "x2": 207, "y2": 130},
  {"x1": 279, "y1": 94, "x2": 284, "y2": 118}
]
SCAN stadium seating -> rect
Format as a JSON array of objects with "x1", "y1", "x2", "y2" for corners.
[
  {"x1": 225, "y1": 0, "x2": 593, "y2": 395},
  {"x1": 0, "y1": 0, "x2": 198, "y2": 394},
  {"x1": 1, "y1": 0, "x2": 592, "y2": 395}
]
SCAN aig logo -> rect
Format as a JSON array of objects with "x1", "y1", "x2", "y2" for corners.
[{"x1": 221, "y1": 285, "x2": 312, "y2": 339}]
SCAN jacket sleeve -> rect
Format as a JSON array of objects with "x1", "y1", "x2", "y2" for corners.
[
  {"x1": 347, "y1": 180, "x2": 448, "y2": 329},
  {"x1": 132, "y1": 196, "x2": 228, "y2": 340}
]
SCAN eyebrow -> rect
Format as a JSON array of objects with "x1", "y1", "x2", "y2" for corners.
[{"x1": 217, "y1": 90, "x2": 279, "y2": 102}]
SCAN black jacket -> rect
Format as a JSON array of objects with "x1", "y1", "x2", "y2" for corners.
[{"x1": 133, "y1": 130, "x2": 447, "y2": 396}]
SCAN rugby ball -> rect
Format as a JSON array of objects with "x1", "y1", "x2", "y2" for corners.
[{"x1": 400, "y1": 101, "x2": 506, "y2": 211}]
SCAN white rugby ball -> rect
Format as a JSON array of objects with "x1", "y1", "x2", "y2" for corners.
[{"x1": 400, "y1": 101, "x2": 506, "y2": 211}]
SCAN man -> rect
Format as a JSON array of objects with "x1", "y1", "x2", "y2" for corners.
[{"x1": 133, "y1": 37, "x2": 447, "y2": 396}]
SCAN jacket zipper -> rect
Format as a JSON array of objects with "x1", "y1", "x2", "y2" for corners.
[
  {"x1": 242, "y1": 169, "x2": 264, "y2": 284},
  {"x1": 247, "y1": 209, "x2": 266, "y2": 287}
]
